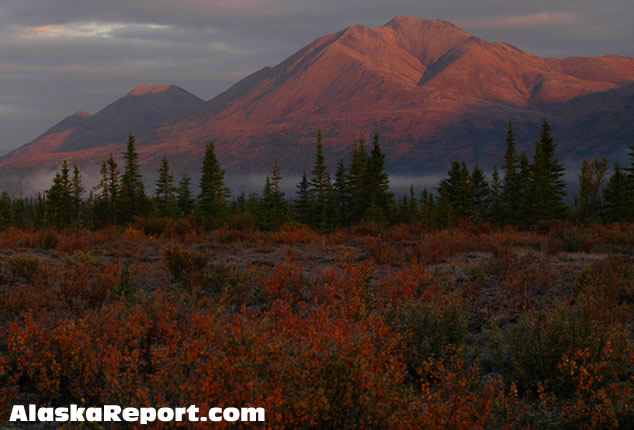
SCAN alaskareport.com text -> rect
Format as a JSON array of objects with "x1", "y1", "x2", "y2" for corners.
[{"x1": 10, "y1": 404, "x2": 265, "y2": 425}]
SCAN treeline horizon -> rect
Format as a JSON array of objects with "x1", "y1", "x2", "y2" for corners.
[{"x1": 1, "y1": 120, "x2": 633, "y2": 232}]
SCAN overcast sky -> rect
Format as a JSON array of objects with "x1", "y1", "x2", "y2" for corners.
[{"x1": 1, "y1": 0, "x2": 633, "y2": 155}]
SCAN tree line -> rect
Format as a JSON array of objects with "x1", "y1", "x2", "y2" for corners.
[{"x1": 1, "y1": 122, "x2": 633, "y2": 231}]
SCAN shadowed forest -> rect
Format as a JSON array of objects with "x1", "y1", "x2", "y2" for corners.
[{"x1": 1, "y1": 120, "x2": 634, "y2": 428}]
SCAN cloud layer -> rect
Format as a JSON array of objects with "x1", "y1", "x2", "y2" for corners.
[{"x1": 1, "y1": 1, "x2": 633, "y2": 154}]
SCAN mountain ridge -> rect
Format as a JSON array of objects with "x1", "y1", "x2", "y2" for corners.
[{"x1": 2, "y1": 16, "x2": 634, "y2": 193}]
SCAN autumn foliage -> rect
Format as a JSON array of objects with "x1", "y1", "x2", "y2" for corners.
[{"x1": 1, "y1": 224, "x2": 634, "y2": 428}]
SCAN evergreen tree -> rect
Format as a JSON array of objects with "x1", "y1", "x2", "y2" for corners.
[
  {"x1": 440, "y1": 160, "x2": 472, "y2": 221},
  {"x1": 93, "y1": 154, "x2": 121, "y2": 225},
  {"x1": 364, "y1": 133, "x2": 393, "y2": 224},
  {"x1": 574, "y1": 158, "x2": 609, "y2": 225},
  {"x1": 308, "y1": 131, "x2": 331, "y2": 229},
  {"x1": 154, "y1": 156, "x2": 177, "y2": 217},
  {"x1": 198, "y1": 141, "x2": 230, "y2": 227},
  {"x1": 501, "y1": 121, "x2": 522, "y2": 225},
  {"x1": 420, "y1": 188, "x2": 435, "y2": 227},
  {"x1": 295, "y1": 172, "x2": 311, "y2": 225},
  {"x1": 71, "y1": 163, "x2": 84, "y2": 225},
  {"x1": 627, "y1": 143, "x2": 634, "y2": 217},
  {"x1": 333, "y1": 159, "x2": 350, "y2": 226},
  {"x1": 470, "y1": 163, "x2": 490, "y2": 222},
  {"x1": 347, "y1": 138, "x2": 369, "y2": 224},
  {"x1": 531, "y1": 120, "x2": 567, "y2": 221},
  {"x1": 489, "y1": 166, "x2": 503, "y2": 227},
  {"x1": 517, "y1": 154, "x2": 533, "y2": 229},
  {"x1": 407, "y1": 185, "x2": 418, "y2": 224},
  {"x1": 120, "y1": 133, "x2": 147, "y2": 222},
  {"x1": 46, "y1": 160, "x2": 73, "y2": 227},
  {"x1": 0, "y1": 192, "x2": 12, "y2": 229},
  {"x1": 177, "y1": 171, "x2": 195, "y2": 217},
  {"x1": 603, "y1": 163, "x2": 631, "y2": 222},
  {"x1": 435, "y1": 182, "x2": 453, "y2": 228},
  {"x1": 261, "y1": 160, "x2": 286, "y2": 230}
]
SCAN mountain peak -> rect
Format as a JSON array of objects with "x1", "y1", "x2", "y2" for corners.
[
  {"x1": 128, "y1": 84, "x2": 176, "y2": 96},
  {"x1": 384, "y1": 15, "x2": 468, "y2": 34}
]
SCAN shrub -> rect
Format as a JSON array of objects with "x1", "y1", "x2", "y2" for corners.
[
  {"x1": 37, "y1": 229, "x2": 58, "y2": 250},
  {"x1": 493, "y1": 296, "x2": 631, "y2": 399},
  {"x1": 5, "y1": 254, "x2": 41, "y2": 284}
]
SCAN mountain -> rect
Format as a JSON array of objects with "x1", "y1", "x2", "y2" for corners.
[
  {"x1": 2, "y1": 16, "x2": 634, "y2": 193},
  {"x1": 1, "y1": 84, "x2": 204, "y2": 165},
  {"x1": 140, "y1": 15, "x2": 634, "y2": 173}
]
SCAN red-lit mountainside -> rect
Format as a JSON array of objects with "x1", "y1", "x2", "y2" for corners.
[{"x1": 2, "y1": 15, "x2": 634, "y2": 191}]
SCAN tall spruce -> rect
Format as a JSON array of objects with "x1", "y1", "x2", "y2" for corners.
[
  {"x1": 308, "y1": 131, "x2": 331, "y2": 230},
  {"x1": 0, "y1": 192, "x2": 12, "y2": 229},
  {"x1": 177, "y1": 171, "x2": 195, "y2": 217},
  {"x1": 531, "y1": 120, "x2": 567, "y2": 221},
  {"x1": 489, "y1": 166, "x2": 503, "y2": 226},
  {"x1": 198, "y1": 141, "x2": 230, "y2": 226},
  {"x1": 46, "y1": 160, "x2": 73, "y2": 227},
  {"x1": 517, "y1": 154, "x2": 533, "y2": 229},
  {"x1": 120, "y1": 133, "x2": 146, "y2": 222},
  {"x1": 93, "y1": 154, "x2": 121, "y2": 225},
  {"x1": 603, "y1": 163, "x2": 631, "y2": 222},
  {"x1": 155, "y1": 156, "x2": 177, "y2": 217},
  {"x1": 333, "y1": 159, "x2": 350, "y2": 226},
  {"x1": 261, "y1": 160, "x2": 286, "y2": 230},
  {"x1": 347, "y1": 138, "x2": 368, "y2": 224},
  {"x1": 440, "y1": 160, "x2": 472, "y2": 221},
  {"x1": 364, "y1": 133, "x2": 392, "y2": 224},
  {"x1": 420, "y1": 188, "x2": 435, "y2": 226},
  {"x1": 71, "y1": 163, "x2": 84, "y2": 225},
  {"x1": 295, "y1": 172, "x2": 311, "y2": 225},
  {"x1": 470, "y1": 163, "x2": 490, "y2": 221},
  {"x1": 501, "y1": 121, "x2": 522, "y2": 225}
]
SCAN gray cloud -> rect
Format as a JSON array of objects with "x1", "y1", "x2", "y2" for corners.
[{"x1": 1, "y1": 0, "x2": 633, "y2": 155}]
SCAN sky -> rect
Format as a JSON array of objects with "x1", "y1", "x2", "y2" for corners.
[{"x1": 1, "y1": 1, "x2": 633, "y2": 155}]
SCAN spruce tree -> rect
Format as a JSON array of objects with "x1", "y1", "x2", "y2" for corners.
[
  {"x1": 261, "y1": 160, "x2": 286, "y2": 230},
  {"x1": 46, "y1": 160, "x2": 73, "y2": 227},
  {"x1": 603, "y1": 163, "x2": 631, "y2": 222},
  {"x1": 198, "y1": 141, "x2": 230, "y2": 227},
  {"x1": 435, "y1": 182, "x2": 454, "y2": 228},
  {"x1": 364, "y1": 133, "x2": 392, "y2": 224},
  {"x1": 333, "y1": 159, "x2": 350, "y2": 226},
  {"x1": 93, "y1": 154, "x2": 121, "y2": 225},
  {"x1": 489, "y1": 166, "x2": 503, "y2": 227},
  {"x1": 407, "y1": 185, "x2": 418, "y2": 224},
  {"x1": 177, "y1": 172, "x2": 195, "y2": 217},
  {"x1": 119, "y1": 133, "x2": 147, "y2": 222},
  {"x1": 420, "y1": 188, "x2": 435, "y2": 227},
  {"x1": 531, "y1": 120, "x2": 567, "y2": 221},
  {"x1": 0, "y1": 192, "x2": 12, "y2": 230},
  {"x1": 440, "y1": 160, "x2": 471, "y2": 221},
  {"x1": 308, "y1": 131, "x2": 331, "y2": 229},
  {"x1": 71, "y1": 163, "x2": 84, "y2": 225},
  {"x1": 347, "y1": 138, "x2": 369, "y2": 224},
  {"x1": 470, "y1": 163, "x2": 490, "y2": 222},
  {"x1": 517, "y1": 154, "x2": 533, "y2": 229},
  {"x1": 501, "y1": 121, "x2": 522, "y2": 225},
  {"x1": 155, "y1": 156, "x2": 177, "y2": 217},
  {"x1": 627, "y1": 143, "x2": 634, "y2": 218},
  {"x1": 295, "y1": 172, "x2": 311, "y2": 225}
]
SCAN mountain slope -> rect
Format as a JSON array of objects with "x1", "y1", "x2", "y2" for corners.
[
  {"x1": 1, "y1": 85, "x2": 204, "y2": 164},
  {"x1": 2, "y1": 16, "x2": 634, "y2": 192}
]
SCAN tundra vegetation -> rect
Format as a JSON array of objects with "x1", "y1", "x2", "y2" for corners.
[{"x1": 1, "y1": 122, "x2": 634, "y2": 428}]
